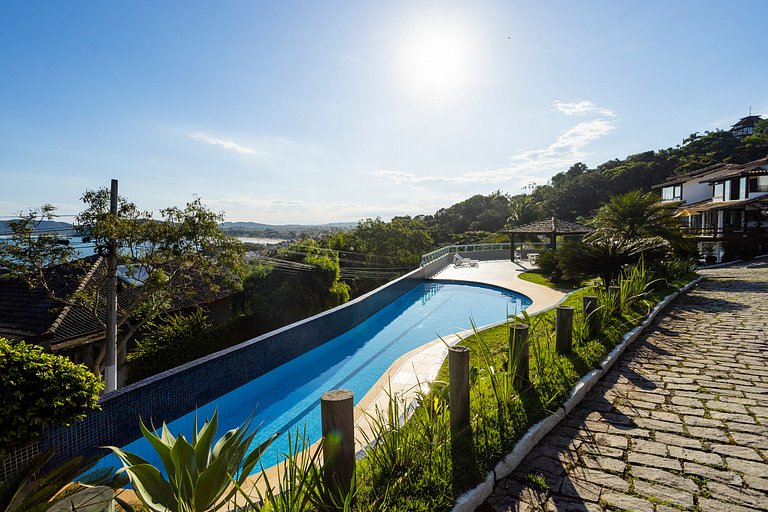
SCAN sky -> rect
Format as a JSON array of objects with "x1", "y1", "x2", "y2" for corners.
[{"x1": 1, "y1": 1, "x2": 767, "y2": 224}]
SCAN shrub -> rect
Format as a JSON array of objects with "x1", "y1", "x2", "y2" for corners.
[
  {"x1": 0, "y1": 338, "x2": 102, "y2": 456},
  {"x1": 721, "y1": 240, "x2": 761, "y2": 262},
  {"x1": 108, "y1": 410, "x2": 277, "y2": 512}
]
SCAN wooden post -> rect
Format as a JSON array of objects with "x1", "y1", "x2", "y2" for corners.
[
  {"x1": 555, "y1": 306, "x2": 574, "y2": 354},
  {"x1": 510, "y1": 233, "x2": 515, "y2": 262},
  {"x1": 510, "y1": 323, "x2": 529, "y2": 389},
  {"x1": 583, "y1": 296, "x2": 598, "y2": 338},
  {"x1": 321, "y1": 389, "x2": 355, "y2": 497},
  {"x1": 449, "y1": 346, "x2": 470, "y2": 436}
]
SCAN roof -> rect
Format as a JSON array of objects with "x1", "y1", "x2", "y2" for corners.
[
  {"x1": 676, "y1": 195, "x2": 768, "y2": 213},
  {"x1": 0, "y1": 256, "x2": 136, "y2": 347},
  {"x1": 731, "y1": 115, "x2": 762, "y2": 130},
  {"x1": 0, "y1": 256, "x2": 230, "y2": 349},
  {"x1": 700, "y1": 156, "x2": 768, "y2": 183},
  {"x1": 507, "y1": 217, "x2": 593, "y2": 234},
  {"x1": 652, "y1": 162, "x2": 732, "y2": 189}
]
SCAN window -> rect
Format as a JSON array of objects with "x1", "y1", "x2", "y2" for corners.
[
  {"x1": 729, "y1": 178, "x2": 740, "y2": 200},
  {"x1": 713, "y1": 182, "x2": 724, "y2": 200},
  {"x1": 749, "y1": 176, "x2": 768, "y2": 193},
  {"x1": 662, "y1": 184, "x2": 682, "y2": 201}
]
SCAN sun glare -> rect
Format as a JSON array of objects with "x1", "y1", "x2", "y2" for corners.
[{"x1": 396, "y1": 16, "x2": 479, "y2": 106}]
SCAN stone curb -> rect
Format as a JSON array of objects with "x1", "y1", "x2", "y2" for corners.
[{"x1": 449, "y1": 275, "x2": 704, "y2": 512}]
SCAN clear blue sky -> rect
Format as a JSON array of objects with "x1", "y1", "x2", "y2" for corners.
[{"x1": 1, "y1": 1, "x2": 767, "y2": 224}]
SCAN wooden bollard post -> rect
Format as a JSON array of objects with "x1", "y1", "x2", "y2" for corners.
[
  {"x1": 510, "y1": 323, "x2": 529, "y2": 389},
  {"x1": 449, "y1": 346, "x2": 470, "y2": 436},
  {"x1": 583, "y1": 295, "x2": 598, "y2": 338},
  {"x1": 321, "y1": 389, "x2": 355, "y2": 497},
  {"x1": 555, "y1": 305, "x2": 574, "y2": 354}
]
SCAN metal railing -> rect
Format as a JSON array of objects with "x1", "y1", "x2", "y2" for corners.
[
  {"x1": 680, "y1": 226, "x2": 768, "y2": 238},
  {"x1": 419, "y1": 243, "x2": 510, "y2": 267}
]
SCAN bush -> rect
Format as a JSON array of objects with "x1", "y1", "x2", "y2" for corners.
[
  {"x1": 0, "y1": 338, "x2": 102, "y2": 455},
  {"x1": 721, "y1": 240, "x2": 761, "y2": 262}
]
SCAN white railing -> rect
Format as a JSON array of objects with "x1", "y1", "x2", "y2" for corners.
[{"x1": 419, "y1": 243, "x2": 511, "y2": 267}]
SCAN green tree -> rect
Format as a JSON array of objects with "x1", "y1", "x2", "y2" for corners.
[
  {"x1": 506, "y1": 194, "x2": 541, "y2": 227},
  {"x1": 587, "y1": 190, "x2": 683, "y2": 245},
  {"x1": 347, "y1": 217, "x2": 434, "y2": 267},
  {"x1": 0, "y1": 191, "x2": 246, "y2": 387},
  {"x1": 234, "y1": 240, "x2": 350, "y2": 327},
  {"x1": 559, "y1": 238, "x2": 668, "y2": 288}
]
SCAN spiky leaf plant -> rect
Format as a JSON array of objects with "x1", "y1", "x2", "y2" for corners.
[{"x1": 107, "y1": 410, "x2": 277, "y2": 512}]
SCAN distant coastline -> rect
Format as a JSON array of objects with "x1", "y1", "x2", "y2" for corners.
[{"x1": 236, "y1": 236, "x2": 287, "y2": 245}]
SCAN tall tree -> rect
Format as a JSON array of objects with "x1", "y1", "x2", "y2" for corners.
[
  {"x1": 587, "y1": 190, "x2": 682, "y2": 245},
  {"x1": 0, "y1": 190, "x2": 246, "y2": 387}
]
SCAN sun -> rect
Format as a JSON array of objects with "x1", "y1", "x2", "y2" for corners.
[{"x1": 396, "y1": 16, "x2": 479, "y2": 106}]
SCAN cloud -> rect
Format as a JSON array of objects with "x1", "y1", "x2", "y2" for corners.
[
  {"x1": 373, "y1": 118, "x2": 617, "y2": 188},
  {"x1": 553, "y1": 100, "x2": 615, "y2": 117},
  {"x1": 189, "y1": 132, "x2": 258, "y2": 155}
]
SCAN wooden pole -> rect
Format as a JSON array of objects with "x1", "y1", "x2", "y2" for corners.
[
  {"x1": 449, "y1": 346, "x2": 470, "y2": 436},
  {"x1": 321, "y1": 389, "x2": 355, "y2": 497},
  {"x1": 555, "y1": 306, "x2": 574, "y2": 354},
  {"x1": 105, "y1": 179, "x2": 118, "y2": 392},
  {"x1": 510, "y1": 323, "x2": 529, "y2": 390},
  {"x1": 583, "y1": 295, "x2": 598, "y2": 338}
]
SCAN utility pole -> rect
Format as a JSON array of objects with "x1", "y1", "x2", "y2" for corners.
[{"x1": 104, "y1": 179, "x2": 118, "y2": 392}]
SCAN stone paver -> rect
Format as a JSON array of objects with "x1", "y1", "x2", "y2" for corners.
[{"x1": 480, "y1": 261, "x2": 768, "y2": 511}]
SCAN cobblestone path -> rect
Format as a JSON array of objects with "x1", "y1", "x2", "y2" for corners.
[{"x1": 480, "y1": 261, "x2": 768, "y2": 511}]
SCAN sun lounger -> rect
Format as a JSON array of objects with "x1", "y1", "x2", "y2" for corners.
[{"x1": 453, "y1": 254, "x2": 479, "y2": 268}]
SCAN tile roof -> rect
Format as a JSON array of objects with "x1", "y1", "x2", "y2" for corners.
[
  {"x1": 676, "y1": 195, "x2": 768, "y2": 213},
  {"x1": 507, "y1": 217, "x2": 593, "y2": 234},
  {"x1": 0, "y1": 256, "x2": 137, "y2": 347},
  {"x1": 699, "y1": 156, "x2": 768, "y2": 183},
  {"x1": 652, "y1": 162, "x2": 733, "y2": 189}
]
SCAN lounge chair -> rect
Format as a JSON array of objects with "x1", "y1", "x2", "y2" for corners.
[{"x1": 453, "y1": 254, "x2": 479, "y2": 268}]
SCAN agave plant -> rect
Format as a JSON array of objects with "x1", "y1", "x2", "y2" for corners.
[
  {"x1": 0, "y1": 449, "x2": 126, "y2": 512},
  {"x1": 107, "y1": 410, "x2": 277, "y2": 512}
]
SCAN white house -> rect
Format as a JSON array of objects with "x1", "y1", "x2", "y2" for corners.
[{"x1": 654, "y1": 156, "x2": 768, "y2": 260}]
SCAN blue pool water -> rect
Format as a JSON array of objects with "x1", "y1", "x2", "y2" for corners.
[{"x1": 98, "y1": 280, "x2": 531, "y2": 472}]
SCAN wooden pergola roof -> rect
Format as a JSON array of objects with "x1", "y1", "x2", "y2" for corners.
[{"x1": 506, "y1": 217, "x2": 593, "y2": 235}]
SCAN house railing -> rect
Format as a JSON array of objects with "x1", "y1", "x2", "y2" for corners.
[
  {"x1": 680, "y1": 226, "x2": 768, "y2": 238},
  {"x1": 419, "y1": 243, "x2": 510, "y2": 267}
]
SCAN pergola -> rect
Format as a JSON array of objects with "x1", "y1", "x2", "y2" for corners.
[{"x1": 505, "y1": 217, "x2": 593, "y2": 261}]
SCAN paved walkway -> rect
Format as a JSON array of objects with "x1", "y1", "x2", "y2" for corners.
[{"x1": 480, "y1": 260, "x2": 768, "y2": 512}]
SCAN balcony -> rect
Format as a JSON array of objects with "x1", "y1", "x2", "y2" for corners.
[{"x1": 680, "y1": 225, "x2": 768, "y2": 239}]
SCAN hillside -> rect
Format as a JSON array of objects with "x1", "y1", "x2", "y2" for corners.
[
  {"x1": 220, "y1": 221, "x2": 357, "y2": 237},
  {"x1": 0, "y1": 220, "x2": 75, "y2": 236}
]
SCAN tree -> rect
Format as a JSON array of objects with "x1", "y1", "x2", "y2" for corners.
[
  {"x1": 0, "y1": 190, "x2": 246, "y2": 387},
  {"x1": 347, "y1": 217, "x2": 433, "y2": 268},
  {"x1": 506, "y1": 194, "x2": 541, "y2": 227},
  {"x1": 587, "y1": 190, "x2": 683, "y2": 245},
  {"x1": 559, "y1": 238, "x2": 668, "y2": 288},
  {"x1": 233, "y1": 240, "x2": 349, "y2": 328}
]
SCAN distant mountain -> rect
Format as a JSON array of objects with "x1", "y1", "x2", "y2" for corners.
[
  {"x1": 0, "y1": 220, "x2": 75, "y2": 236},
  {"x1": 220, "y1": 221, "x2": 357, "y2": 237}
]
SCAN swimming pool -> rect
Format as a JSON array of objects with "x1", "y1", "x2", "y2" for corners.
[{"x1": 98, "y1": 279, "x2": 531, "y2": 471}]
